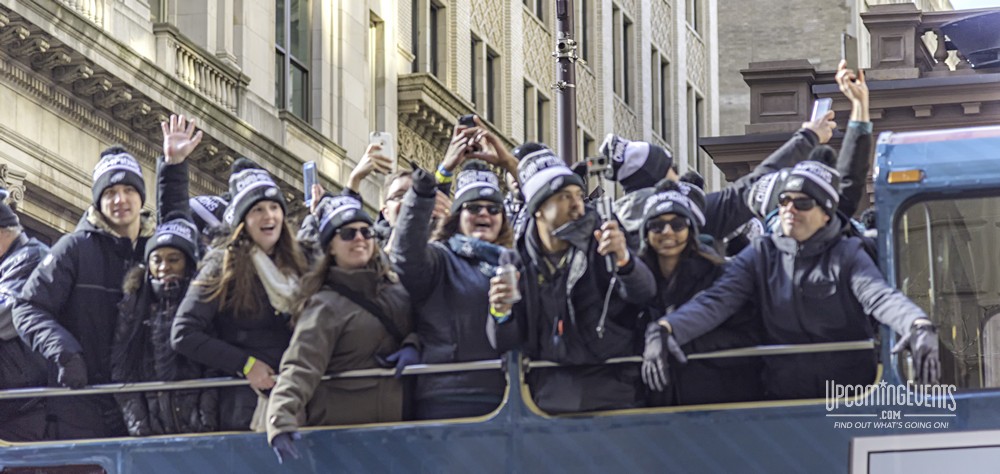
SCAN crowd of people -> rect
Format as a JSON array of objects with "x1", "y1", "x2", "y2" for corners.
[{"x1": 0, "y1": 62, "x2": 940, "y2": 462}]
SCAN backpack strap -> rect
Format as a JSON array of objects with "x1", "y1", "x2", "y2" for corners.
[{"x1": 328, "y1": 282, "x2": 404, "y2": 344}]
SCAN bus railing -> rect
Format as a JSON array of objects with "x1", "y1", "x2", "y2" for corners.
[{"x1": 0, "y1": 340, "x2": 875, "y2": 400}]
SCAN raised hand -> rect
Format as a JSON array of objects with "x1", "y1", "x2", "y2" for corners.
[
  {"x1": 161, "y1": 114, "x2": 204, "y2": 165},
  {"x1": 348, "y1": 144, "x2": 393, "y2": 192},
  {"x1": 836, "y1": 59, "x2": 869, "y2": 122},
  {"x1": 802, "y1": 109, "x2": 837, "y2": 145}
]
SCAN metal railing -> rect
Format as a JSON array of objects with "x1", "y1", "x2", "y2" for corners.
[{"x1": 0, "y1": 340, "x2": 875, "y2": 400}]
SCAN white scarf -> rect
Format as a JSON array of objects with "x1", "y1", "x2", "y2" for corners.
[{"x1": 250, "y1": 246, "x2": 299, "y2": 314}]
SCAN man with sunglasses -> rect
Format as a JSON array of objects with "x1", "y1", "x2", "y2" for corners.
[
  {"x1": 488, "y1": 148, "x2": 657, "y2": 414},
  {"x1": 648, "y1": 161, "x2": 939, "y2": 400}
]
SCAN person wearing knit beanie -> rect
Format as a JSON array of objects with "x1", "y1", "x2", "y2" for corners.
[
  {"x1": 600, "y1": 133, "x2": 674, "y2": 194},
  {"x1": 314, "y1": 194, "x2": 374, "y2": 251},
  {"x1": 144, "y1": 215, "x2": 200, "y2": 270},
  {"x1": 222, "y1": 157, "x2": 287, "y2": 227},
  {"x1": 640, "y1": 180, "x2": 703, "y2": 257},
  {"x1": 516, "y1": 148, "x2": 586, "y2": 216},
  {"x1": 778, "y1": 161, "x2": 841, "y2": 242},
  {"x1": 92, "y1": 145, "x2": 146, "y2": 208},
  {"x1": 451, "y1": 160, "x2": 504, "y2": 214}
]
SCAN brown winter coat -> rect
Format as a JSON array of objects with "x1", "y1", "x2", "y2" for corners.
[{"x1": 266, "y1": 258, "x2": 411, "y2": 442}]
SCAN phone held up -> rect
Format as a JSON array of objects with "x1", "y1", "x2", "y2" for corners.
[
  {"x1": 369, "y1": 132, "x2": 398, "y2": 173},
  {"x1": 302, "y1": 161, "x2": 317, "y2": 206},
  {"x1": 811, "y1": 98, "x2": 833, "y2": 123}
]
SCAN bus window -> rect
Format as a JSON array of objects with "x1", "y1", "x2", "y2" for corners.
[{"x1": 895, "y1": 196, "x2": 1000, "y2": 389}]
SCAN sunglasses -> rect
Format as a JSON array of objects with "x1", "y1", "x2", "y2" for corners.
[
  {"x1": 462, "y1": 202, "x2": 503, "y2": 215},
  {"x1": 648, "y1": 217, "x2": 690, "y2": 234},
  {"x1": 335, "y1": 226, "x2": 374, "y2": 241},
  {"x1": 778, "y1": 193, "x2": 818, "y2": 211}
]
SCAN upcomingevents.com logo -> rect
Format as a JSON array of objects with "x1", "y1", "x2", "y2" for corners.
[{"x1": 825, "y1": 380, "x2": 958, "y2": 430}]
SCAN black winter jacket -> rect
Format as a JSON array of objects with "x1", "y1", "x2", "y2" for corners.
[
  {"x1": 662, "y1": 216, "x2": 926, "y2": 399},
  {"x1": 642, "y1": 246, "x2": 764, "y2": 406},
  {"x1": 390, "y1": 187, "x2": 505, "y2": 405},
  {"x1": 171, "y1": 248, "x2": 293, "y2": 430},
  {"x1": 13, "y1": 208, "x2": 155, "y2": 439},
  {"x1": 0, "y1": 233, "x2": 49, "y2": 423},
  {"x1": 111, "y1": 267, "x2": 218, "y2": 435},
  {"x1": 493, "y1": 208, "x2": 657, "y2": 413}
]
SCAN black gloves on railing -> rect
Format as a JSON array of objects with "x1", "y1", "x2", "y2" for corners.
[
  {"x1": 56, "y1": 352, "x2": 88, "y2": 389},
  {"x1": 892, "y1": 320, "x2": 941, "y2": 385},
  {"x1": 641, "y1": 321, "x2": 687, "y2": 392},
  {"x1": 272, "y1": 431, "x2": 302, "y2": 464}
]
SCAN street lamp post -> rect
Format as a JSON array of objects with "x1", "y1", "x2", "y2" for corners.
[{"x1": 554, "y1": 0, "x2": 579, "y2": 165}]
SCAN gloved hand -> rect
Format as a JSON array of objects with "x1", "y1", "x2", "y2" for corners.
[
  {"x1": 385, "y1": 345, "x2": 420, "y2": 378},
  {"x1": 271, "y1": 431, "x2": 302, "y2": 464},
  {"x1": 410, "y1": 167, "x2": 437, "y2": 198},
  {"x1": 57, "y1": 353, "x2": 88, "y2": 389},
  {"x1": 892, "y1": 320, "x2": 940, "y2": 385},
  {"x1": 641, "y1": 321, "x2": 687, "y2": 392}
]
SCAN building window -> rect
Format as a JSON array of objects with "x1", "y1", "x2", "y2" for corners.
[
  {"x1": 687, "y1": 0, "x2": 701, "y2": 33},
  {"x1": 369, "y1": 15, "x2": 385, "y2": 131},
  {"x1": 275, "y1": 0, "x2": 310, "y2": 120},
  {"x1": 523, "y1": 81, "x2": 548, "y2": 144},
  {"x1": 578, "y1": 0, "x2": 592, "y2": 64},
  {"x1": 687, "y1": 85, "x2": 706, "y2": 174},
  {"x1": 536, "y1": 90, "x2": 549, "y2": 143},
  {"x1": 413, "y1": 0, "x2": 446, "y2": 78},
  {"x1": 472, "y1": 37, "x2": 502, "y2": 125},
  {"x1": 579, "y1": 128, "x2": 595, "y2": 159},
  {"x1": 524, "y1": 0, "x2": 546, "y2": 23},
  {"x1": 652, "y1": 50, "x2": 671, "y2": 142},
  {"x1": 612, "y1": 5, "x2": 633, "y2": 105}
]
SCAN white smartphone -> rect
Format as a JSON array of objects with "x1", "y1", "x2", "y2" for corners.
[
  {"x1": 369, "y1": 131, "x2": 397, "y2": 173},
  {"x1": 811, "y1": 98, "x2": 833, "y2": 123}
]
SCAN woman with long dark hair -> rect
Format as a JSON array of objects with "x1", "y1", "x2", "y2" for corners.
[
  {"x1": 172, "y1": 158, "x2": 307, "y2": 431},
  {"x1": 391, "y1": 154, "x2": 514, "y2": 420},
  {"x1": 639, "y1": 180, "x2": 764, "y2": 406},
  {"x1": 266, "y1": 194, "x2": 412, "y2": 463}
]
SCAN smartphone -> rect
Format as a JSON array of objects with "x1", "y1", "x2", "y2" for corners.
[
  {"x1": 811, "y1": 98, "x2": 833, "y2": 123},
  {"x1": 458, "y1": 114, "x2": 477, "y2": 128},
  {"x1": 841, "y1": 32, "x2": 859, "y2": 74},
  {"x1": 302, "y1": 161, "x2": 317, "y2": 206},
  {"x1": 369, "y1": 131, "x2": 397, "y2": 173}
]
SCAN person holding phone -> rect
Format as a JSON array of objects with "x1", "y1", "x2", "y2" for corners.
[
  {"x1": 391, "y1": 144, "x2": 515, "y2": 419},
  {"x1": 172, "y1": 157, "x2": 308, "y2": 431}
]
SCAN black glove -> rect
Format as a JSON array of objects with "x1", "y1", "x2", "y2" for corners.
[
  {"x1": 640, "y1": 321, "x2": 687, "y2": 392},
  {"x1": 410, "y1": 167, "x2": 437, "y2": 198},
  {"x1": 271, "y1": 431, "x2": 302, "y2": 464},
  {"x1": 384, "y1": 345, "x2": 420, "y2": 378},
  {"x1": 57, "y1": 353, "x2": 88, "y2": 389},
  {"x1": 892, "y1": 321, "x2": 940, "y2": 385}
]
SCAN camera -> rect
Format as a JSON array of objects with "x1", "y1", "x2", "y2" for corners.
[{"x1": 585, "y1": 155, "x2": 614, "y2": 180}]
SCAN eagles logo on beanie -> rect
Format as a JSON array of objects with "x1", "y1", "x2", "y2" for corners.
[
  {"x1": 189, "y1": 195, "x2": 228, "y2": 233},
  {"x1": 223, "y1": 158, "x2": 287, "y2": 226},
  {"x1": 600, "y1": 134, "x2": 673, "y2": 194},
  {"x1": 781, "y1": 161, "x2": 841, "y2": 215},
  {"x1": 144, "y1": 215, "x2": 200, "y2": 265},
  {"x1": 92, "y1": 146, "x2": 146, "y2": 207},
  {"x1": 315, "y1": 194, "x2": 374, "y2": 249},
  {"x1": 746, "y1": 169, "x2": 790, "y2": 220},
  {"x1": 517, "y1": 148, "x2": 586, "y2": 215},
  {"x1": 639, "y1": 180, "x2": 700, "y2": 254},
  {"x1": 451, "y1": 160, "x2": 503, "y2": 213}
]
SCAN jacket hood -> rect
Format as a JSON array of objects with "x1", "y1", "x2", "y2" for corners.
[{"x1": 80, "y1": 206, "x2": 156, "y2": 239}]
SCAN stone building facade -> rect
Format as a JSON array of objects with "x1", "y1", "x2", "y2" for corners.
[
  {"x1": 0, "y1": 0, "x2": 718, "y2": 243},
  {"x1": 717, "y1": 0, "x2": 952, "y2": 138}
]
